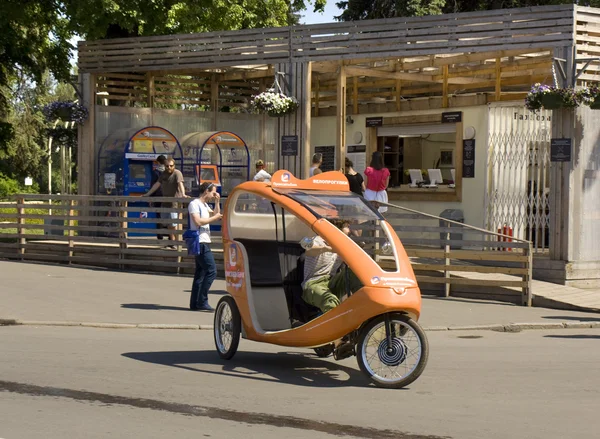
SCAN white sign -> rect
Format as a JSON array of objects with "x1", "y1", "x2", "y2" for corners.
[
  {"x1": 104, "y1": 173, "x2": 116, "y2": 189},
  {"x1": 24, "y1": 177, "x2": 33, "y2": 186},
  {"x1": 125, "y1": 153, "x2": 161, "y2": 160}
]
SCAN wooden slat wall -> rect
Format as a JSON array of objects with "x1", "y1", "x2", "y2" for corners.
[
  {"x1": 575, "y1": 5, "x2": 600, "y2": 83},
  {"x1": 78, "y1": 5, "x2": 575, "y2": 74},
  {"x1": 0, "y1": 194, "x2": 533, "y2": 306}
]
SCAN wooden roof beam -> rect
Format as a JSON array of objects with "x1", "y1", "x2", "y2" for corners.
[{"x1": 344, "y1": 65, "x2": 483, "y2": 85}]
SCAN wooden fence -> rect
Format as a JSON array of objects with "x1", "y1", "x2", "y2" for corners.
[{"x1": 0, "y1": 194, "x2": 532, "y2": 306}]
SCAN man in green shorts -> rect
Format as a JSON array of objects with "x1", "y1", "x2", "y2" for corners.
[{"x1": 300, "y1": 220, "x2": 362, "y2": 313}]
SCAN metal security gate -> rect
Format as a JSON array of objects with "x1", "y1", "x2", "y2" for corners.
[{"x1": 485, "y1": 104, "x2": 551, "y2": 253}]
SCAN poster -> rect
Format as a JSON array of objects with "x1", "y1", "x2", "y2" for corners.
[{"x1": 133, "y1": 139, "x2": 153, "y2": 153}]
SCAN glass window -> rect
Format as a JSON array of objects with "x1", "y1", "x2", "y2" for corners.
[
  {"x1": 277, "y1": 190, "x2": 382, "y2": 222},
  {"x1": 128, "y1": 163, "x2": 147, "y2": 179}
]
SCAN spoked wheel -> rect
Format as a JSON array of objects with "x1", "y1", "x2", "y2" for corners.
[
  {"x1": 214, "y1": 296, "x2": 241, "y2": 360},
  {"x1": 357, "y1": 313, "x2": 429, "y2": 389},
  {"x1": 313, "y1": 344, "x2": 334, "y2": 358}
]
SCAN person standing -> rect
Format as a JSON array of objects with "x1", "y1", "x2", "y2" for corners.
[
  {"x1": 188, "y1": 182, "x2": 222, "y2": 311},
  {"x1": 150, "y1": 155, "x2": 167, "y2": 240},
  {"x1": 143, "y1": 158, "x2": 187, "y2": 247},
  {"x1": 364, "y1": 151, "x2": 390, "y2": 213},
  {"x1": 309, "y1": 153, "x2": 323, "y2": 176},
  {"x1": 344, "y1": 157, "x2": 365, "y2": 196},
  {"x1": 253, "y1": 160, "x2": 272, "y2": 182}
]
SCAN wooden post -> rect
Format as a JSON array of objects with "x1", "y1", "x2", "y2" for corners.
[
  {"x1": 444, "y1": 231, "x2": 451, "y2": 297},
  {"x1": 119, "y1": 200, "x2": 128, "y2": 270},
  {"x1": 523, "y1": 242, "x2": 533, "y2": 306},
  {"x1": 259, "y1": 78, "x2": 267, "y2": 164},
  {"x1": 495, "y1": 58, "x2": 502, "y2": 101},
  {"x1": 336, "y1": 64, "x2": 347, "y2": 170},
  {"x1": 395, "y1": 79, "x2": 402, "y2": 111},
  {"x1": 302, "y1": 62, "x2": 312, "y2": 178},
  {"x1": 315, "y1": 75, "x2": 320, "y2": 117},
  {"x1": 146, "y1": 72, "x2": 155, "y2": 108},
  {"x1": 17, "y1": 196, "x2": 25, "y2": 259},
  {"x1": 442, "y1": 65, "x2": 449, "y2": 108},
  {"x1": 67, "y1": 199, "x2": 76, "y2": 264},
  {"x1": 77, "y1": 73, "x2": 96, "y2": 196},
  {"x1": 211, "y1": 74, "x2": 219, "y2": 131},
  {"x1": 176, "y1": 202, "x2": 183, "y2": 275},
  {"x1": 353, "y1": 77, "x2": 359, "y2": 115}
]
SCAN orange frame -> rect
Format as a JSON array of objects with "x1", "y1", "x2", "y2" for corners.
[{"x1": 222, "y1": 170, "x2": 422, "y2": 348}]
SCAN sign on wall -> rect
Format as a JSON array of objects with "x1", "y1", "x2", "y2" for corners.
[
  {"x1": 281, "y1": 135, "x2": 299, "y2": 156},
  {"x1": 462, "y1": 139, "x2": 475, "y2": 178},
  {"x1": 347, "y1": 144, "x2": 367, "y2": 176},
  {"x1": 442, "y1": 112, "x2": 462, "y2": 123},
  {"x1": 550, "y1": 138, "x2": 572, "y2": 162},
  {"x1": 315, "y1": 145, "x2": 335, "y2": 172},
  {"x1": 366, "y1": 117, "x2": 383, "y2": 127}
]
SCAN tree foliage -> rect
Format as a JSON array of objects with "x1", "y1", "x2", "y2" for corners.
[{"x1": 335, "y1": 0, "x2": 600, "y2": 20}]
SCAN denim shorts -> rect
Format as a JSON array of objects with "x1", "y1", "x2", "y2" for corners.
[{"x1": 161, "y1": 211, "x2": 178, "y2": 228}]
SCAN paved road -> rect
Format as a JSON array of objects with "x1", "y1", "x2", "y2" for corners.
[
  {"x1": 2, "y1": 325, "x2": 599, "y2": 439},
  {"x1": 1, "y1": 261, "x2": 599, "y2": 329}
]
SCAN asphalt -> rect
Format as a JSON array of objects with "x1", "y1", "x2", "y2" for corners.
[{"x1": 1, "y1": 260, "x2": 599, "y2": 332}]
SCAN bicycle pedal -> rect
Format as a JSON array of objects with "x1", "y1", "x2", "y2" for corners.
[{"x1": 333, "y1": 342, "x2": 355, "y2": 361}]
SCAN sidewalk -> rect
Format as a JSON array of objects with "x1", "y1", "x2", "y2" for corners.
[{"x1": 1, "y1": 261, "x2": 599, "y2": 331}]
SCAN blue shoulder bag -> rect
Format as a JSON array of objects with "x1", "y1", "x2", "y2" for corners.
[{"x1": 182, "y1": 211, "x2": 201, "y2": 256}]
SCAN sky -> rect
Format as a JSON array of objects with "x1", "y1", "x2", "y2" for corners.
[{"x1": 300, "y1": 0, "x2": 343, "y2": 24}]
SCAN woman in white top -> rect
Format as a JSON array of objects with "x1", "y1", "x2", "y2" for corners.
[
  {"x1": 253, "y1": 160, "x2": 271, "y2": 182},
  {"x1": 188, "y1": 182, "x2": 222, "y2": 311}
]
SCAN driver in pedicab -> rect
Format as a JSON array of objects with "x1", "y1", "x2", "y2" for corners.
[{"x1": 300, "y1": 219, "x2": 362, "y2": 314}]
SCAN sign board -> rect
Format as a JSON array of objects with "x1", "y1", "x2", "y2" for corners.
[
  {"x1": 104, "y1": 173, "x2": 116, "y2": 189},
  {"x1": 462, "y1": 139, "x2": 475, "y2": 178},
  {"x1": 346, "y1": 145, "x2": 367, "y2": 176},
  {"x1": 550, "y1": 138, "x2": 572, "y2": 162},
  {"x1": 125, "y1": 153, "x2": 162, "y2": 160},
  {"x1": 315, "y1": 145, "x2": 336, "y2": 172},
  {"x1": 133, "y1": 139, "x2": 154, "y2": 152},
  {"x1": 281, "y1": 135, "x2": 299, "y2": 156},
  {"x1": 24, "y1": 177, "x2": 33, "y2": 186},
  {"x1": 366, "y1": 117, "x2": 384, "y2": 127},
  {"x1": 442, "y1": 112, "x2": 462, "y2": 123}
]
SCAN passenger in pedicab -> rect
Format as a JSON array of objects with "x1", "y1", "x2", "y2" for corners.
[{"x1": 300, "y1": 219, "x2": 362, "y2": 314}]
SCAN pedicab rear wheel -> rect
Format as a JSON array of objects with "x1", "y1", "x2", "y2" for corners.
[
  {"x1": 357, "y1": 313, "x2": 428, "y2": 389},
  {"x1": 214, "y1": 296, "x2": 241, "y2": 360}
]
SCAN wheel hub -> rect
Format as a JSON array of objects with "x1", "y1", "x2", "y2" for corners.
[{"x1": 378, "y1": 338, "x2": 407, "y2": 366}]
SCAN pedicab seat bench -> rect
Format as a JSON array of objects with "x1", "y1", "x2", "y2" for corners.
[{"x1": 234, "y1": 238, "x2": 319, "y2": 329}]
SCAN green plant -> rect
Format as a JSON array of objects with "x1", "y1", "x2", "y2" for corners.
[
  {"x1": 525, "y1": 83, "x2": 581, "y2": 111},
  {"x1": 251, "y1": 91, "x2": 299, "y2": 117}
]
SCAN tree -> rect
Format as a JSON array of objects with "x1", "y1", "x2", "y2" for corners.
[
  {"x1": 63, "y1": 0, "x2": 327, "y2": 40},
  {"x1": 336, "y1": 0, "x2": 600, "y2": 20},
  {"x1": 336, "y1": 0, "x2": 444, "y2": 20}
]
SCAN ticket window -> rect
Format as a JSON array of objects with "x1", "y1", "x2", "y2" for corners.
[{"x1": 125, "y1": 161, "x2": 153, "y2": 195}]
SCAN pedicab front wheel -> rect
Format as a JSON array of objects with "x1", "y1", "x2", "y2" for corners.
[
  {"x1": 214, "y1": 296, "x2": 241, "y2": 360},
  {"x1": 357, "y1": 313, "x2": 429, "y2": 389}
]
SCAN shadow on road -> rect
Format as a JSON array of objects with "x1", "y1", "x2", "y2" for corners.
[
  {"x1": 122, "y1": 350, "x2": 371, "y2": 388},
  {"x1": 544, "y1": 334, "x2": 600, "y2": 339},
  {"x1": 121, "y1": 303, "x2": 190, "y2": 311}
]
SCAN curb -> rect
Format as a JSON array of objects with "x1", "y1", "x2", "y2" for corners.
[{"x1": 2, "y1": 318, "x2": 600, "y2": 332}]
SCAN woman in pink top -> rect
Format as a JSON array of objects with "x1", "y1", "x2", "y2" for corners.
[{"x1": 364, "y1": 151, "x2": 390, "y2": 213}]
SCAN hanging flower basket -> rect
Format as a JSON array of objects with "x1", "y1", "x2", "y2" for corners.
[
  {"x1": 47, "y1": 126, "x2": 77, "y2": 148},
  {"x1": 251, "y1": 91, "x2": 299, "y2": 117},
  {"x1": 578, "y1": 85, "x2": 600, "y2": 110},
  {"x1": 525, "y1": 83, "x2": 580, "y2": 112},
  {"x1": 540, "y1": 93, "x2": 563, "y2": 109},
  {"x1": 42, "y1": 101, "x2": 89, "y2": 124}
]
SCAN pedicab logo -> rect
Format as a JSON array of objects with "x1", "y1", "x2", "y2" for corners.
[
  {"x1": 371, "y1": 276, "x2": 380, "y2": 285},
  {"x1": 281, "y1": 173, "x2": 291, "y2": 182},
  {"x1": 225, "y1": 243, "x2": 245, "y2": 290}
]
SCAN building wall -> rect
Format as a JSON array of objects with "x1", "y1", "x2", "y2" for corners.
[
  {"x1": 573, "y1": 106, "x2": 600, "y2": 262},
  {"x1": 311, "y1": 105, "x2": 488, "y2": 228}
]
